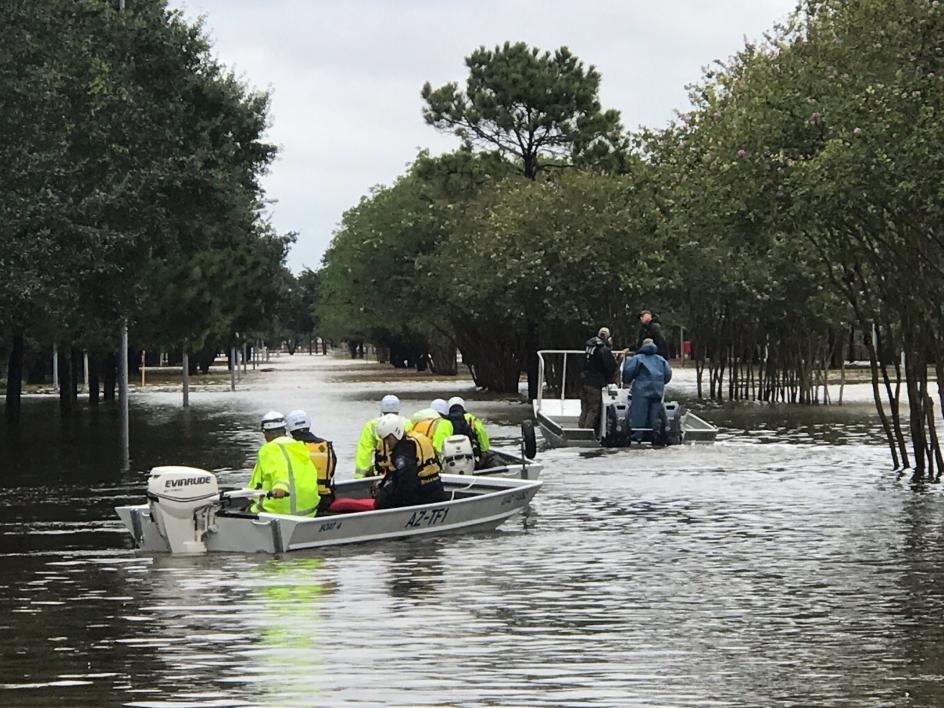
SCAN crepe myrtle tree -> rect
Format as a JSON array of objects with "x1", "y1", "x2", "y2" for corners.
[{"x1": 422, "y1": 42, "x2": 627, "y2": 179}]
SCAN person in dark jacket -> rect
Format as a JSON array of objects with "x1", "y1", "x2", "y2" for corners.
[
  {"x1": 373, "y1": 414, "x2": 447, "y2": 509},
  {"x1": 622, "y1": 338, "x2": 673, "y2": 443},
  {"x1": 578, "y1": 327, "x2": 617, "y2": 430},
  {"x1": 636, "y1": 310, "x2": 669, "y2": 358}
]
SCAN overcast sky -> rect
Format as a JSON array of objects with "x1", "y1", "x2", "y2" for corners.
[{"x1": 167, "y1": 0, "x2": 797, "y2": 272}]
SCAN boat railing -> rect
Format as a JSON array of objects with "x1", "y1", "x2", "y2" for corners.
[{"x1": 535, "y1": 350, "x2": 585, "y2": 412}]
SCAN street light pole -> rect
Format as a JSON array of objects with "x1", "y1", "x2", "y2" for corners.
[{"x1": 120, "y1": 321, "x2": 130, "y2": 469}]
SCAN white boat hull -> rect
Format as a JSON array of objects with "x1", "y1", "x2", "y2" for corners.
[
  {"x1": 533, "y1": 399, "x2": 718, "y2": 448},
  {"x1": 116, "y1": 474, "x2": 541, "y2": 554}
]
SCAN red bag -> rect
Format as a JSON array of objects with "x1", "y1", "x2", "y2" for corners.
[{"x1": 327, "y1": 498, "x2": 375, "y2": 513}]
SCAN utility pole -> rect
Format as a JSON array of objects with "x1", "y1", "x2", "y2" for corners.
[{"x1": 120, "y1": 322, "x2": 129, "y2": 470}]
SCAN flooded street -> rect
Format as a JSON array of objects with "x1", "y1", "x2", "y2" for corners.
[{"x1": 2, "y1": 354, "x2": 944, "y2": 706}]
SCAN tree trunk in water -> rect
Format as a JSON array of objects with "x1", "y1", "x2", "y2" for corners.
[
  {"x1": 429, "y1": 339, "x2": 457, "y2": 376},
  {"x1": 5, "y1": 332, "x2": 24, "y2": 424},
  {"x1": 58, "y1": 345, "x2": 73, "y2": 416},
  {"x1": 103, "y1": 352, "x2": 117, "y2": 401},
  {"x1": 70, "y1": 347, "x2": 81, "y2": 403},
  {"x1": 88, "y1": 355, "x2": 100, "y2": 406}
]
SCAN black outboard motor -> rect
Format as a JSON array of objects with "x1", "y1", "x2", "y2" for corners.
[
  {"x1": 655, "y1": 402, "x2": 684, "y2": 446},
  {"x1": 603, "y1": 390, "x2": 685, "y2": 447},
  {"x1": 601, "y1": 388, "x2": 633, "y2": 447}
]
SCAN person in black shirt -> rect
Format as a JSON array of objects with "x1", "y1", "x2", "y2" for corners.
[
  {"x1": 578, "y1": 327, "x2": 617, "y2": 430},
  {"x1": 636, "y1": 310, "x2": 669, "y2": 358}
]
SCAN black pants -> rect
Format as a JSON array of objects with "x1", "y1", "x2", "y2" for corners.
[
  {"x1": 375, "y1": 478, "x2": 446, "y2": 509},
  {"x1": 578, "y1": 384, "x2": 603, "y2": 430}
]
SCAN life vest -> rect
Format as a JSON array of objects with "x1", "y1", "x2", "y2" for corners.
[
  {"x1": 376, "y1": 431, "x2": 442, "y2": 487},
  {"x1": 447, "y1": 412, "x2": 481, "y2": 459},
  {"x1": 291, "y1": 430, "x2": 337, "y2": 497},
  {"x1": 303, "y1": 439, "x2": 336, "y2": 498},
  {"x1": 411, "y1": 416, "x2": 438, "y2": 440}
]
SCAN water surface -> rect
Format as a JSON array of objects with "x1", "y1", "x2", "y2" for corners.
[{"x1": 1, "y1": 355, "x2": 940, "y2": 706}]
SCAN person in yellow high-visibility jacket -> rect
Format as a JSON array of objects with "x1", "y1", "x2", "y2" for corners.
[
  {"x1": 354, "y1": 394, "x2": 412, "y2": 478},
  {"x1": 409, "y1": 398, "x2": 453, "y2": 455},
  {"x1": 248, "y1": 410, "x2": 321, "y2": 516}
]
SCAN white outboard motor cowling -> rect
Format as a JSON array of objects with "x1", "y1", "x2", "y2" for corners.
[
  {"x1": 146, "y1": 466, "x2": 219, "y2": 554},
  {"x1": 441, "y1": 435, "x2": 475, "y2": 475}
]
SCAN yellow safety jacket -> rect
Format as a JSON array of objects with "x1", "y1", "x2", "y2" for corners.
[
  {"x1": 301, "y1": 438, "x2": 336, "y2": 499},
  {"x1": 354, "y1": 415, "x2": 413, "y2": 478},
  {"x1": 376, "y1": 431, "x2": 442, "y2": 487},
  {"x1": 248, "y1": 436, "x2": 321, "y2": 516},
  {"x1": 410, "y1": 416, "x2": 454, "y2": 455}
]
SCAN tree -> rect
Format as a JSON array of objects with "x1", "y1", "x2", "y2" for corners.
[
  {"x1": 1, "y1": 0, "x2": 281, "y2": 421},
  {"x1": 431, "y1": 168, "x2": 663, "y2": 392},
  {"x1": 316, "y1": 149, "x2": 511, "y2": 373},
  {"x1": 422, "y1": 42, "x2": 626, "y2": 179}
]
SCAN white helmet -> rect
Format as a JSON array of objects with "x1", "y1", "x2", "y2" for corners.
[
  {"x1": 447, "y1": 396, "x2": 466, "y2": 412},
  {"x1": 376, "y1": 413, "x2": 405, "y2": 442},
  {"x1": 261, "y1": 410, "x2": 286, "y2": 431},
  {"x1": 285, "y1": 410, "x2": 311, "y2": 433},
  {"x1": 431, "y1": 398, "x2": 448, "y2": 416},
  {"x1": 380, "y1": 394, "x2": 400, "y2": 414}
]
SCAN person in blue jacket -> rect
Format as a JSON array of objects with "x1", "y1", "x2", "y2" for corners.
[{"x1": 622, "y1": 338, "x2": 673, "y2": 443}]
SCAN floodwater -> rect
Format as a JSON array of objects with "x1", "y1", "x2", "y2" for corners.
[{"x1": 1, "y1": 355, "x2": 943, "y2": 706}]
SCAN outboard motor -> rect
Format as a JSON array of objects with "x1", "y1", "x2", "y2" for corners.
[
  {"x1": 661, "y1": 402, "x2": 684, "y2": 446},
  {"x1": 146, "y1": 466, "x2": 219, "y2": 554},
  {"x1": 441, "y1": 435, "x2": 475, "y2": 475},
  {"x1": 602, "y1": 388, "x2": 632, "y2": 447}
]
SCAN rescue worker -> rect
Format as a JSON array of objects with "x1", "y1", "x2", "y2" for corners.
[
  {"x1": 409, "y1": 398, "x2": 454, "y2": 455},
  {"x1": 285, "y1": 409, "x2": 337, "y2": 513},
  {"x1": 445, "y1": 396, "x2": 491, "y2": 469},
  {"x1": 354, "y1": 394, "x2": 411, "y2": 478},
  {"x1": 622, "y1": 338, "x2": 673, "y2": 444},
  {"x1": 373, "y1": 413, "x2": 447, "y2": 509},
  {"x1": 578, "y1": 327, "x2": 617, "y2": 430},
  {"x1": 248, "y1": 410, "x2": 321, "y2": 516},
  {"x1": 636, "y1": 310, "x2": 669, "y2": 359}
]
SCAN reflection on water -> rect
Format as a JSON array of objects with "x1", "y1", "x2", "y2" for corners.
[{"x1": 2, "y1": 356, "x2": 944, "y2": 705}]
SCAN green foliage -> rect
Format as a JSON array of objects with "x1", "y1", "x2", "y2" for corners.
[
  {"x1": 0, "y1": 0, "x2": 286, "y2": 364},
  {"x1": 422, "y1": 42, "x2": 627, "y2": 178},
  {"x1": 316, "y1": 149, "x2": 513, "y2": 367}
]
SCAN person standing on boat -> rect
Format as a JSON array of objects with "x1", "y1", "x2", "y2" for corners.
[
  {"x1": 445, "y1": 396, "x2": 492, "y2": 469},
  {"x1": 373, "y1": 413, "x2": 447, "y2": 509},
  {"x1": 285, "y1": 409, "x2": 338, "y2": 513},
  {"x1": 248, "y1": 410, "x2": 321, "y2": 516},
  {"x1": 410, "y1": 398, "x2": 454, "y2": 455},
  {"x1": 636, "y1": 310, "x2": 669, "y2": 358},
  {"x1": 354, "y1": 394, "x2": 411, "y2": 478},
  {"x1": 578, "y1": 327, "x2": 617, "y2": 430},
  {"x1": 621, "y1": 338, "x2": 673, "y2": 444}
]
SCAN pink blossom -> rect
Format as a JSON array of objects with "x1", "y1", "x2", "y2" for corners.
[
  {"x1": 853, "y1": 127, "x2": 862, "y2": 135},
  {"x1": 737, "y1": 148, "x2": 747, "y2": 159}
]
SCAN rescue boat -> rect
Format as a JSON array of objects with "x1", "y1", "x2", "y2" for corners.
[
  {"x1": 115, "y1": 466, "x2": 541, "y2": 555},
  {"x1": 530, "y1": 349, "x2": 718, "y2": 448}
]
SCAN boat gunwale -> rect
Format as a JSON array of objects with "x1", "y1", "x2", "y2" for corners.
[{"x1": 115, "y1": 474, "x2": 541, "y2": 529}]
